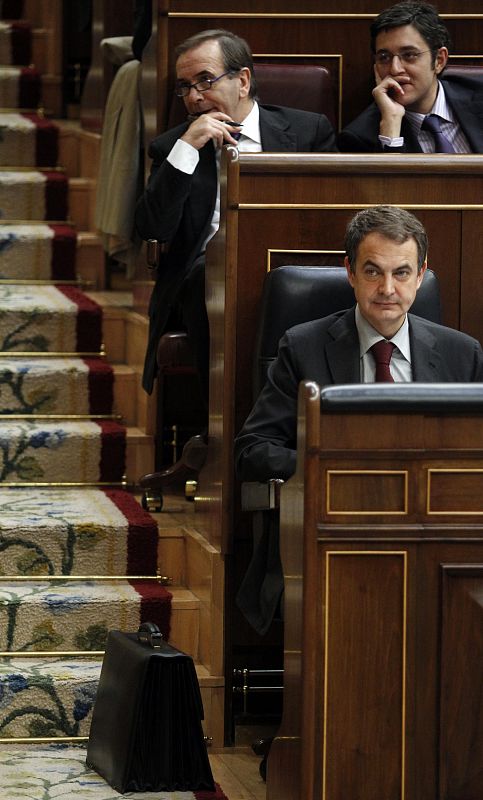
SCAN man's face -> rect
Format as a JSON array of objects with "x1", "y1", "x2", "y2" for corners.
[
  {"x1": 175, "y1": 39, "x2": 250, "y2": 121},
  {"x1": 374, "y1": 24, "x2": 447, "y2": 114},
  {"x1": 345, "y1": 232, "x2": 426, "y2": 338}
]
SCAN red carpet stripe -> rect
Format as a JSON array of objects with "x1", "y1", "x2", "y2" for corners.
[
  {"x1": 10, "y1": 20, "x2": 31, "y2": 64},
  {"x1": 50, "y1": 224, "x2": 77, "y2": 280},
  {"x1": 44, "y1": 170, "x2": 68, "y2": 220},
  {"x1": 23, "y1": 112, "x2": 58, "y2": 166},
  {"x1": 131, "y1": 580, "x2": 172, "y2": 642},
  {"x1": 19, "y1": 65, "x2": 40, "y2": 107},
  {"x1": 103, "y1": 488, "x2": 159, "y2": 575},
  {"x1": 57, "y1": 285, "x2": 103, "y2": 352},
  {"x1": 195, "y1": 785, "x2": 230, "y2": 800},
  {"x1": 83, "y1": 358, "x2": 114, "y2": 415},
  {"x1": 98, "y1": 420, "x2": 126, "y2": 482}
]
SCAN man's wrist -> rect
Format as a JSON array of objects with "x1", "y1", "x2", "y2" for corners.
[{"x1": 166, "y1": 138, "x2": 200, "y2": 174}]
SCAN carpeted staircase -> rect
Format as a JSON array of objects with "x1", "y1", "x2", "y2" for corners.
[
  {"x1": 0, "y1": 9, "x2": 227, "y2": 798},
  {"x1": 0, "y1": 0, "x2": 174, "y2": 771}
]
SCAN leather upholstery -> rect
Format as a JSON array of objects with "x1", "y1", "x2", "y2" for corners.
[
  {"x1": 167, "y1": 61, "x2": 336, "y2": 130},
  {"x1": 253, "y1": 265, "x2": 441, "y2": 396}
]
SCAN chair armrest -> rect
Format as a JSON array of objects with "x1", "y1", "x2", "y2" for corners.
[
  {"x1": 241, "y1": 479, "x2": 284, "y2": 511},
  {"x1": 146, "y1": 239, "x2": 168, "y2": 269}
]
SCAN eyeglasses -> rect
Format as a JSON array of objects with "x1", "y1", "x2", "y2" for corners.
[
  {"x1": 175, "y1": 70, "x2": 236, "y2": 97},
  {"x1": 374, "y1": 48, "x2": 433, "y2": 66}
]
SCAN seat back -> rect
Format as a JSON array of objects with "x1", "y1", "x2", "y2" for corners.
[
  {"x1": 253, "y1": 265, "x2": 441, "y2": 396},
  {"x1": 167, "y1": 61, "x2": 336, "y2": 130},
  {"x1": 444, "y1": 63, "x2": 483, "y2": 81}
]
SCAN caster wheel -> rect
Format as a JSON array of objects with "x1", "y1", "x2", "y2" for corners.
[{"x1": 141, "y1": 490, "x2": 163, "y2": 512}]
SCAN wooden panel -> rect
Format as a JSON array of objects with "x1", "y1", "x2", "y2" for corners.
[
  {"x1": 440, "y1": 566, "x2": 483, "y2": 799},
  {"x1": 323, "y1": 551, "x2": 406, "y2": 800},
  {"x1": 326, "y1": 470, "x2": 408, "y2": 515},
  {"x1": 164, "y1": 8, "x2": 483, "y2": 128}
]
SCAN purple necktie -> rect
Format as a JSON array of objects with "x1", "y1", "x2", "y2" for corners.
[
  {"x1": 371, "y1": 340, "x2": 395, "y2": 382},
  {"x1": 421, "y1": 114, "x2": 455, "y2": 153}
]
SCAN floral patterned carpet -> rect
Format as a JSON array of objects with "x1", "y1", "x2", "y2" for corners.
[{"x1": 0, "y1": 743, "x2": 229, "y2": 799}]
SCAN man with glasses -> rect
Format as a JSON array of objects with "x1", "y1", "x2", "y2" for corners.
[
  {"x1": 338, "y1": 2, "x2": 483, "y2": 153},
  {"x1": 135, "y1": 28, "x2": 336, "y2": 487}
]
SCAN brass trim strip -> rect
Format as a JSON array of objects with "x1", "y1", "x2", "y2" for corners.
[
  {"x1": 169, "y1": 13, "x2": 483, "y2": 19},
  {"x1": 239, "y1": 203, "x2": 483, "y2": 211},
  {"x1": 0, "y1": 481, "x2": 126, "y2": 487},
  {"x1": 322, "y1": 550, "x2": 408, "y2": 800},
  {"x1": 0, "y1": 350, "x2": 105, "y2": 357},
  {"x1": 0, "y1": 574, "x2": 165, "y2": 582},
  {"x1": 326, "y1": 469, "x2": 408, "y2": 516},
  {"x1": 0, "y1": 735, "x2": 89, "y2": 744},
  {"x1": 0, "y1": 414, "x2": 121, "y2": 420},
  {"x1": 0, "y1": 166, "x2": 64, "y2": 173},
  {"x1": 0, "y1": 650, "x2": 104, "y2": 657},
  {"x1": 427, "y1": 468, "x2": 483, "y2": 515},
  {"x1": 267, "y1": 248, "x2": 345, "y2": 272}
]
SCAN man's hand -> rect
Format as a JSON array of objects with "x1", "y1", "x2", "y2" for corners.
[
  {"x1": 372, "y1": 66, "x2": 409, "y2": 138},
  {"x1": 181, "y1": 111, "x2": 242, "y2": 150}
]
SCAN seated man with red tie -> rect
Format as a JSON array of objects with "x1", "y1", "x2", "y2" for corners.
[
  {"x1": 235, "y1": 205, "x2": 483, "y2": 485},
  {"x1": 337, "y1": 1, "x2": 483, "y2": 154},
  {"x1": 235, "y1": 204, "x2": 483, "y2": 637}
]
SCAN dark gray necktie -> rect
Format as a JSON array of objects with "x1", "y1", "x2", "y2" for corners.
[
  {"x1": 370, "y1": 340, "x2": 395, "y2": 382},
  {"x1": 421, "y1": 114, "x2": 455, "y2": 153}
]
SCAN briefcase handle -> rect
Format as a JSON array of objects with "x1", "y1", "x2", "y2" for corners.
[{"x1": 137, "y1": 622, "x2": 163, "y2": 648}]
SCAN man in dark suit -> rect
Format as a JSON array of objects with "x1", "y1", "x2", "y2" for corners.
[
  {"x1": 135, "y1": 28, "x2": 337, "y2": 403},
  {"x1": 235, "y1": 205, "x2": 483, "y2": 634},
  {"x1": 338, "y1": 2, "x2": 483, "y2": 154}
]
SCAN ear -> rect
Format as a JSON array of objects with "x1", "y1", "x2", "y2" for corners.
[
  {"x1": 416, "y1": 260, "x2": 427, "y2": 289},
  {"x1": 434, "y1": 47, "x2": 448, "y2": 75},
  {"x1": 238, "y1": 66, "x2": 251, "y2": 98},
  {"x1": 344, "y1": 256, "x2": 355, "y2": 287}
]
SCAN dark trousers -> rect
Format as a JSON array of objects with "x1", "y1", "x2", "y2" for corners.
[{"x1": 175, "y1": 255, "x2": 209, "y2": 423}]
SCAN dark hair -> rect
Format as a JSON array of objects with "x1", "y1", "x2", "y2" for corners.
[
  {"x1": 175, "y1": 29, "x2": 257, "y2": 99},
  {"x1": 345, "y1": 205, "x2": 428, "y2": 272},
  {"x1": 370, "y1": 2, "x2": 452, "y2": 62}
]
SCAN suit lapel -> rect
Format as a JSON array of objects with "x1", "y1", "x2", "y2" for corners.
[
  {"x1": 325, "y1": 309, "x2": 361, "y2": 383},
  {"x1": 259, "y1": 106, "x2": 298, "y2": 151},
  {"x1": 443, "y1": 79, "x2": 483, "y2": 153},
  {"x1": 409, "y1": 316, "x2": 443, "y2": 381}
]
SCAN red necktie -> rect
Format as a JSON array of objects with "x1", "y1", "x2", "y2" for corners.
[{"x1": 370, "y1": 340, "x2": 395, "y2": 382}]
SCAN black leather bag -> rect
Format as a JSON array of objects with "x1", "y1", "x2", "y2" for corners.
[{"x1": 86, "y1": 623, "x2": 215, "y2": 793}]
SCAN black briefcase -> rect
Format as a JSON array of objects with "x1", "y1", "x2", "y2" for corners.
[{"x1": 86, "y1": 623, "x2": 215, "y2": 793}]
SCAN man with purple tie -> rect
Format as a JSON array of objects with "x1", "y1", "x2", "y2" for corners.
[{"x1": 338, "y1": 2, "x2": 483, "y2": 154}]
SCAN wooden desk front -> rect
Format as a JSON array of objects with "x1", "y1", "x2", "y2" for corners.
[{"x1": 267, "y1": 381, "x2": 483, "y2": 800}]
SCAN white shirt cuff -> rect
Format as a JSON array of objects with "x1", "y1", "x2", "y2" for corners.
[
  {"x1": 379, "y1": 135, "x2": 404, "y2": 147},
  {"x1": 166, "y1": 138, "x2": 200, "y2": 174}
]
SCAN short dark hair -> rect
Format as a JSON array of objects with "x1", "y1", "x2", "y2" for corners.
[
  {"x1": 175, "y1": 29, "x2": 257, "y2": 99},
  {"x1": 345, "y1": 205, "x2": 428, "y2": 272},
  {"x1": 370, "y1": 2, "x2": 452, "y2": 62}
]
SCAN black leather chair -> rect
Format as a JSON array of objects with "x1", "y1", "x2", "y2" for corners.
[{"x1": 140, "y1": 63, "x2": 338, "y2": 508}]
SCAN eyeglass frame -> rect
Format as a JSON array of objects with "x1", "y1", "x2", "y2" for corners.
[
  {"x1": 374, "y1": 48, "x2": 436, "y2": 66},
  {"x1": 175, "y1": 69, "x2": 239, "y2": 98}
]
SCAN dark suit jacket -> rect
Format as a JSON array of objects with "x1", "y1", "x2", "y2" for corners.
[
  {"x1": 338, "y1": 73, "x2": 483, "y2": 153},
  {"x1": 135, "y1": 104, "x2": 337, "y2": 392},
  {"x1": 234, "y1": 307, "x2": 483, "y2": 633}
]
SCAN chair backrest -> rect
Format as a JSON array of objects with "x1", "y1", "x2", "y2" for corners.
[
  {"x1": 253, "y1": 265, "x2": 441, "y2": 396},
  {"x1": 167, "y1": 61, "x2": 336, "y2": 130},
  {"x1": 444, "y1": 63, "x2": 483, "y2": 82}
]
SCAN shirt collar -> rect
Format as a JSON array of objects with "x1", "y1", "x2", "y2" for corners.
[
  {"x1": 355, "y1": 305, "x2": 411, "y2": 362},
  {"x1": 238, "y1": 101, "x2": 261, "y2": 145},
  {"x1": 405, "y1": 80, "x2": 455, "y2": 136}
]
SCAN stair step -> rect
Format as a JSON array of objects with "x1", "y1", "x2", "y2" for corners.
[
  {"x1": 77, "y1": 231, "x2": 105, "y2": 289},
  {"x1": 0, "y1": 167, "x2": 67, "y2": 221},
  {"x1": 0, "y1": 419, "x2": 125, "y2": 483},
  {"x1": 0, "y1": 357, "x2": 113, "y2": 415},
  {"x1": 0, "y1": 111, "x2": 58, "y2": 167},
  {"x1": 0, "y1": 223, "x2": 76, "y2": 281},
  {"x1": 0, "y1": 284, "x2": 102, "y2": 354},
  {"x1": 0, "y1": 486, "x2": 158, "y2": 577},
  {"x1": 0, "y1": 655, "x2": 223, "y2": 742},
  {"x1": 0, "y1": 579, "x2": 172, "y2": 653}
]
